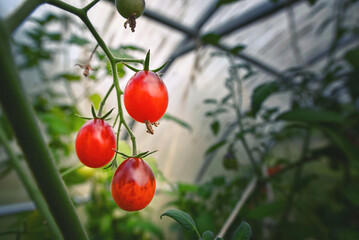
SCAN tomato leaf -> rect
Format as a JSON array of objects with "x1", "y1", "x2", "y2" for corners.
[
  {"x1": 344, "y1": 46, "x2": 359, "y2": 69},
  {"x1": 211, "y1": 121, "x2": 220, "y2": 135},
  {"x1": 54, "y1": 73, "x2": 81, "y2": 82},
  {"x1": 230, "y1": 44, "x2": 246, "y2": 55},
  {"x1": 202, "y1": 231, "x2": 215, "y2": 240},
  {"x1": 251, "y1": 82, "x2": 279, "y2": 117},
  {"x1": 233, "y1": 221, "x2": 252, "y2": 240},
  {"x1": 206, "y1": 140, "x2": 227, "y2": 155},
  {"x1": 321, "y1": 127, "x2": 359, "y2": 165},
  {"x1": 160, "y1": 209, "x2": 199, "y2": 233},
  {"x1": 68, "y1": 34, "x2": 90, "y2": 46},
  {"x1": 201, "y1": 33, "x2": 221, "y2": 45},
  {"x1": 163, "y1": 114, "x2": 192, "y2": 131},
  {"x1": 277, "y1": 109, "x2": 343, "y2": 123}
]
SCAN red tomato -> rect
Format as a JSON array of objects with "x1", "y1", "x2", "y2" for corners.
[
  {"x1": 124, "y1": 71, "x2": 168, "y2": 123},
  {"x1": 75, "y1": 119, "x2": 116, "y2": 168},
  {"x1": 111, "y1": 158, "x2": 156, "y2": 211},
  {"x1": 267, "y1": 165, "x2": 282, "y2": 176}
]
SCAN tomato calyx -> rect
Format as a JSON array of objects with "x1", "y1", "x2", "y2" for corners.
[
  {"x1": 113, "y1": 149, "x2": 158, "y2": 159},
  {"x1": 75, "y1": 105, "x2": 114, "y2": 121},
  {"x1": 121, "y1": 50, "x2": 170, "y2": 73}
]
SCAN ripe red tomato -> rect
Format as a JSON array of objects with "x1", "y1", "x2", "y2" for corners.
[
  {"x1": 124, "y1": 71, "x2": 168, "y2": 123},
  {"x1": 267, "y1": 165, "x2": 282, "y2": 176},
  {"x1": 111, "y1": 158, "x2": 156, "y2": 211},
  {"x1": 75, "y1": 119, "x2": 116, "y2": 168}
]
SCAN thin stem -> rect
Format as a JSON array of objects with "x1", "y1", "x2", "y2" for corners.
[
  {"x1": 115, "y1": 58, "x2": 144, "y2": 64},
  {"x1": 61, "y1": 163, "x2": 83, "y2": 177},
  {"x1": 82, "y1": 0, "x2": 101, "y2": 13},
  {"x1": 98, "y1": 84, "x2": 114, "y2": 117},
  {"x1": 0, "y1": 126, "x2": 63, "y2": 240},
  {"x1": 228, "y1": 55, "x2": 261, "y2": 177}
]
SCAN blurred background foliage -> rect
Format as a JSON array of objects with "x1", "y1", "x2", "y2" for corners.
[{"x1": 0, "y1": 0, "x2": 359, "y2": 239}]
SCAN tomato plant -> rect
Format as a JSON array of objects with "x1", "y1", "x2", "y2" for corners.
[
  {"x1": 124, "y1": 70, "x2": 168, "y2": 123},
  {"x1": 75, "y1": 119, "x2": 116, "y2": 168},
  {"x1": 115, "y1": 0, "x2": 145, "y2": 19},
  {"x1": 111, "y1": 157, "x2": 156, "y2": 211}
]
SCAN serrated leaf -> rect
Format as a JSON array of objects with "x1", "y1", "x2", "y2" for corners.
[
  {"x1": 251, "y1": 82, "x2": 279, "y2": 117},
  {"x1": 202, "y1": 231, "x2": 215, "y2": 240},
  {"x1": 68, "y1": 34, "x2": 90, "y2": 46},
  {"x1": 230, "y1": 44, "x2": 246, "y2": 55},
  {"x1": 160, "y1": 209, "x2": 198, "y2": 233},
  {"x1": 163, "y1": 114, "x2": 192, "y2": 131},
  {"x1": 211, "y1": 121, "x2": 220, "y2": 135},
  {"x1": 201, "y1": 33, "x2": 221, "y2": 45},
  {"x1": 89, "y1": 93, "x2": 101, "y2": 109},
  {"x1": 233, "y1": 222, "x2": 252, "y2": 240},
  {"x1": 206, "y1": 140, "x2": 227, "y2": 155},
  {"x1": 277, "y1": 109, "x2": 343, "y2": 123}
]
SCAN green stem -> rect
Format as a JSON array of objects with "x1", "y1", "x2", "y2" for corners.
[
  {"x1": 82, "y1": 0, "x2": 101, "y2": 13},
  {"x1": 98, "y1": 84, "x2": 114, "y2": 117},
  {"x1": 47, "y1": 0, "x2": 138, "y2": 156},
  {"x1": 115, "y1": 58, "x2": 144, "y2": 64},
  {"x1": 6, "y1": 0, "x2": 46, "y2": 33},
  {"x1": 0, "y1": 126, "x2": 63, "y2": 240},
  {"x1": 61, "y1": 163, "x2": 83, "y2": 177},
  {"x1": 0, "y1": 20, "x2": 88, "y2": 240},
  {"x1": 228, "y1": 56, "x2": 261, "y2": 177}
]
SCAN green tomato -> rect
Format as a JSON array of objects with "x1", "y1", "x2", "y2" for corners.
[{"x1": 115, "y1": 0, "x2": 145, "y2": 19}]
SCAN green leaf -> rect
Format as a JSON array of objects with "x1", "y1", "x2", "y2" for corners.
[
  {"x1": 54, "y1": 73, "x2": 81, "y2": 81},
  {"x1": 216, "y1": 0, "x2": 240, "y2": 7},
  {"x1": 322, "y1": 127, "x2": 359, "y2": 164},
  {"x1": 247, "y1": 201, "x2": 284, "y2": 219},
  {"x1": 160, "y1": 209, "x2": 199, "y2": 233},
  {"x1": 204, "y1": 99, "x2": 218, "y2": 104},
  {"x1": 202, "y1": 231, "x2": 215, "y2": 240},
  {"x1": 344, "y1": 46, "x2": 359, "y2": 69},
  {"x1": 277, "y1": 109, "x2": 343, "y2": 123},
  {"x1": 201, "y1": 33, "x2": 221, "y2": 45},
  {"x1": 233, "y1": 221, "x2": 252, "y2": 240},
  {"x1": 68, "y1": 34, "x2": 90, "y2": 46},
  {"x1": 206, "y1": 140, "x2": 227, "y2": 155},
  {"x1": 89, "y1": 93, "x2": 101, "y2": 110},
  {"x1": 211, "y1": 121, "x2": 220, "y2": 135},
  {"x1": 251, "y1": 82, "x2": 279, "y2": 117},
  {"x1": 230, "y1": 44, "x2": 246, "y2": 55},
  {"x1": 343, "y1": 184, "x2": 359, "y2": 206},
  {"x1": 163, "y1": 114, "x2": 192, "y2": 131}
]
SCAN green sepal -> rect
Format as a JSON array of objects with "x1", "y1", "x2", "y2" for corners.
[
  {"x1": 74, "y1": 114, "x2": 92, "y2": 120},
  {"x1": 152, "y1": 60, "x2": 171, "y2": 73},
  {"x1": 121, "y1": 61, "x2": 141, "y2": 72},
  {"x1": 91, "y1": 105, "x2": 97, "y2": 118},
  {"x1": 144, "y1": 49, "x2": 150, "y2": 71},
  {"x1": 99, "y1": 108, "x2": 114, "y2": 120}
]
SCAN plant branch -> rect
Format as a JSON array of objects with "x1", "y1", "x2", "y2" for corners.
[
  {"x1": 0, "y1": 20, "x2": 88, "y2": 240},
  {"x1": 0, "y1": 126, "x2": 63, "y2": 240},
  {"x1": 6, "y1": 0, "x2": 46, "y2": 33},
  {"x1": 216, "y1": 177, "x2": 258, "y2": 239},
  {"x1": 83, "y1": 0, "x2": 101, "y2": 13},
  {"x1": 98, "y1": 83, "x2": 114, "y2": 117},
  {"x1": 228, "y1": 55, "x2": 261, "y2": 177}
]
